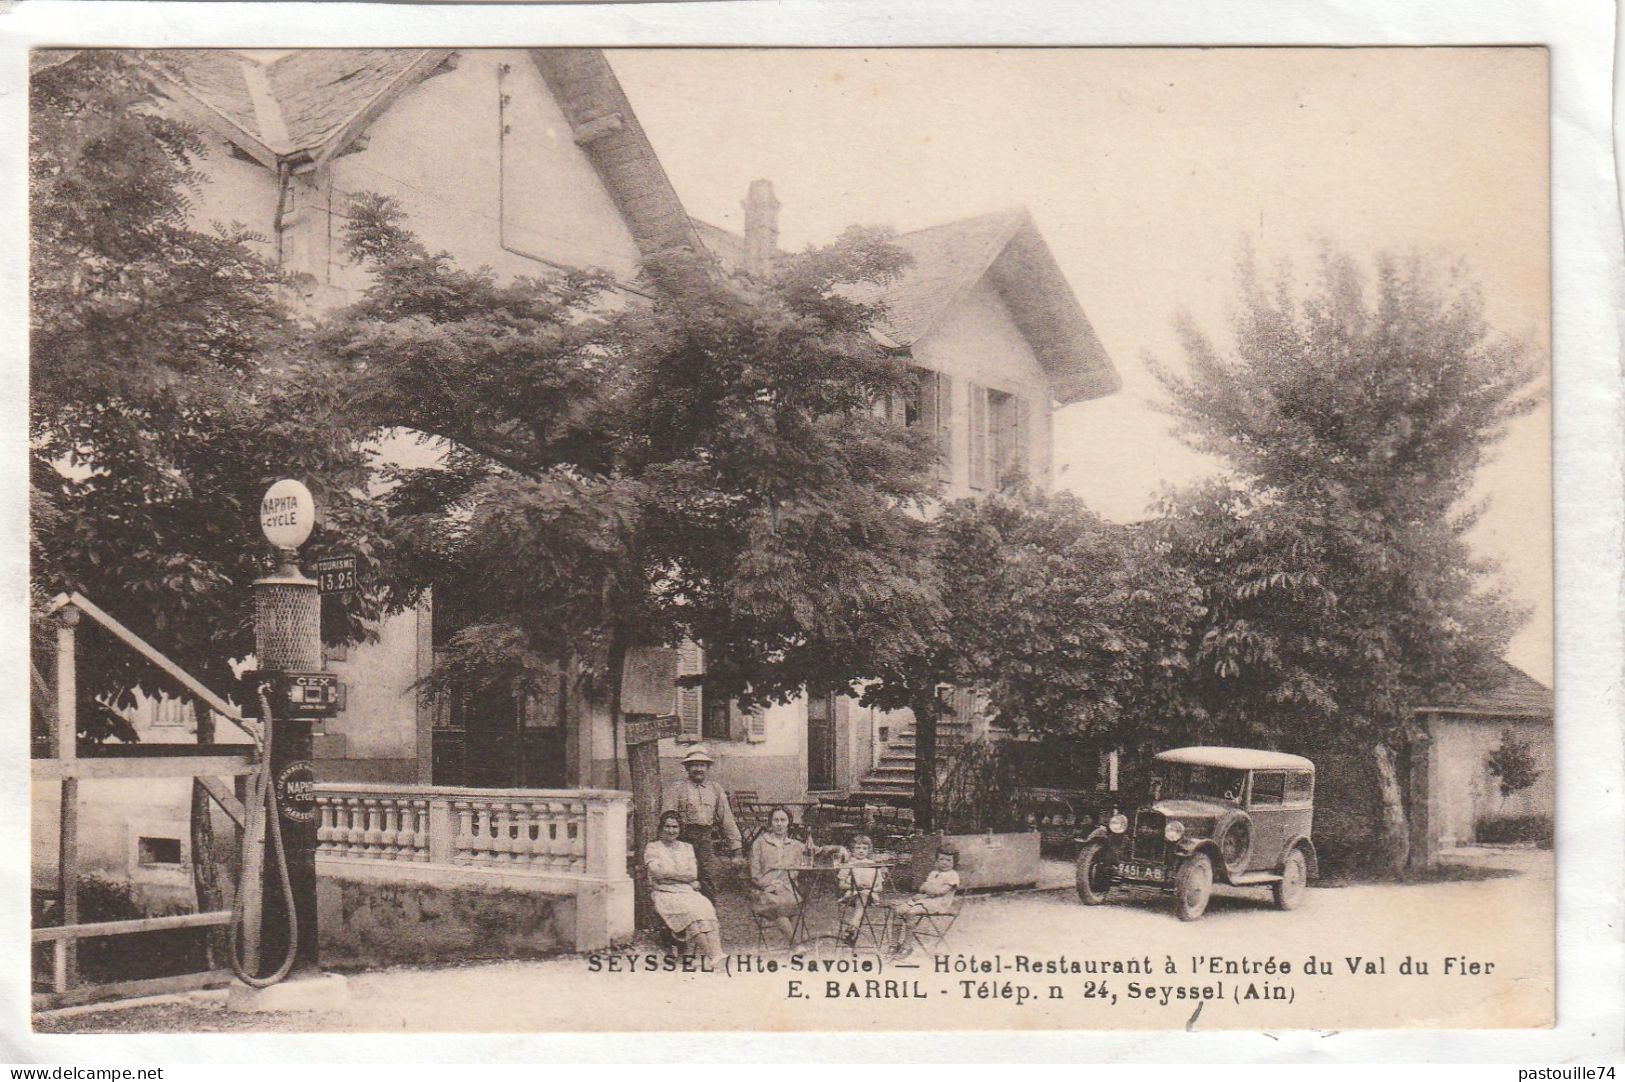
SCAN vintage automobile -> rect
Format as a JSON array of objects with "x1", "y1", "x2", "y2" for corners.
[{"x1": 1073, "y1": 746, "x2": 1316, "y2": 920}]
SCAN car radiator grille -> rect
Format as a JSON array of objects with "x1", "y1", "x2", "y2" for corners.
[{"x1": 1131, "y1": 811, "x2": 1166, "y2": 861}]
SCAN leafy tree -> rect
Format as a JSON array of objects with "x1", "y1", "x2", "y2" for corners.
[
  {"x1": 862, "y1": 486, "x2": 1203, "y2": 827},
  {"x1": 1153, "y1": 249, "x2": 1539, "y2": 872},
  {"x1": 31, "y1": 50, "x2": 390, "y2": 712},
  {"x1": 30, "y1": 51, "x2": 391, "y2": 953},
  {"x1": 1486, "y1": 730, "x2": 1540, "y2": 799},
  {"x1": 321, "y1": 195, "x2": 940, "y2": 806}
]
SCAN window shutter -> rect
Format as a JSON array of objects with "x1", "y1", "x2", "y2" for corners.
[
  {"x1": 676, "y1": 640, "x2": 704, "y2": 743},
  {"x1": 1014, "y1": 395, "x2": 1032, "y2": 478},
  {"x1": 744, "y1": 704, "x2": 766, "y2": 743},
  {"x1": 968, "y1": 383, "x2": 989, "y2": 490},
  {"x1": 917, "y1": 369, "x2": 937, "y2": 434},
  {"x1": 935, "y1": 371, "x2": 954, "y2": 482}
]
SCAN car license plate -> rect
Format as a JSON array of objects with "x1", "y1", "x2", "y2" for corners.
[{"x1": 1118, "y1": 861, "x2": 1166, "y2": 883}]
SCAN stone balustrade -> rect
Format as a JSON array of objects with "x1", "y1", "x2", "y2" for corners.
[
  {"x1": 313, "y1": 784, "x2": 627, "y2": 878},
  {"x1": 311, "y1": 783, "x2": 633, "y2": 953}
]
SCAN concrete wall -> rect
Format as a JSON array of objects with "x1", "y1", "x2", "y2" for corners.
[
  {"x1": 586, "y1": 695, "x2": 807, "y2": 801},
  {"x1": 318, "y1": 872, "x2": 574, "y2": 969},
  {"x1": 315, "y1": 604, "x2": 427, "y2": 784},
  {"x1": 317, "y1": 50, "x2": 643, "y2": 300},
  {"x1": 1429, "y1": 715, "x2": 1555, "y2": 848},
  {"x1": 31, "y1": 779, "x2": 236, "y2": 912},
  {"x1": 178, "y1": 127, "x2": 280, "y2": 266}
]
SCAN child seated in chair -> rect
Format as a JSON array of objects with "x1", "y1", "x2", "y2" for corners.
[
  {"x1": 837, "y1": 834, "x2": 885, "y2": 946},
  {"x1": 889, "y1": 845, "x2": 959, "y2": 957}
]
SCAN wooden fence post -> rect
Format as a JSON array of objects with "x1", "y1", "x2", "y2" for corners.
[{"x1": 55, "y1": 606, "x2": 80, "y2": 991}]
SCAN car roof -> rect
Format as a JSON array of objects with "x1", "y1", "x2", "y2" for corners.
[{"x1": 1153, "y1": 746, "x2": 1315, "y2": 771}]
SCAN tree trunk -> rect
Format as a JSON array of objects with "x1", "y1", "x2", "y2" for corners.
[
  {"x1": 1371, "y1": 738, "x2": 1411, "y2": 877},
  {"x1": 911, "y1": 687, "x2": 939, "y2": 833},
  {"x1": 609, "y1": 633, "x2": 659, "y2": 933},
  {"x1": 190, "y1": 699, "x2": 225, "y2": 967}
]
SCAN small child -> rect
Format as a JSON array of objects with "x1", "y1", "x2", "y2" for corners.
[
  {"x1": 889, "y1": 846, "x2": 960, "y2": 957},
  {"x1": 837, "y1": 834, "x2": 885, "y2": 946}
]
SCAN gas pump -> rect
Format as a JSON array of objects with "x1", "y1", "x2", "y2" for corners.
[{"x1": 230, "y1": 479, "x2": 335, "y2": 988}]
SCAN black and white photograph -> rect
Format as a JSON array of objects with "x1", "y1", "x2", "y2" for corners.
[{"x1": 10, "y1": 1, "x2": 1620, "y2": 1058}]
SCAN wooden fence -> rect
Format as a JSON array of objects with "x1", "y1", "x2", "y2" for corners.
[{"x1": 32, "y1": 593, "x2": 259, "y2": 1010}]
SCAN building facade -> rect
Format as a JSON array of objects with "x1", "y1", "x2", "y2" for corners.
[{"x1": 68, "y1": 47, "x2": 1120, "y2": 815}]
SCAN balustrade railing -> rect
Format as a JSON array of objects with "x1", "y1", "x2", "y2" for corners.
[{"x1": 313, "y1": 784, "x2": 628, "y2": 881}]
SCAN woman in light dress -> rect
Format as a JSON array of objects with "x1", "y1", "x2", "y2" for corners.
[
  {"x1": 645, "y1": 810, "x2": 723, "y2": 960},
  {"x1": 749, "y1": 806, "x2": 810, "y2": 944}
]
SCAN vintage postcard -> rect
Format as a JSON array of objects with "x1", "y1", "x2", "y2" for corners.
[{"x1": 9, "y1": 0, "x2": 1621, "y2": 1061}]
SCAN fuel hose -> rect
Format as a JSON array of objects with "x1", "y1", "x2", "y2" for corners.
[{"x1": 227, "y1": 686, "x2": 299, "y2": 988}]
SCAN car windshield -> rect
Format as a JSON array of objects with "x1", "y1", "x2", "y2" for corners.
[{"x1": 1152, "y1": 763, "x2": 1247, "y2": 805}]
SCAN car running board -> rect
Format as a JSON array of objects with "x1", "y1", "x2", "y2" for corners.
[{"x1": 1228, "y1": 871, "x2": 1284, "y2": 886}]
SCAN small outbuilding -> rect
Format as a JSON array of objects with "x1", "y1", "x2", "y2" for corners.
[{"x1": 1406, "y1": 661, "x2": 1554, "y2": 866}]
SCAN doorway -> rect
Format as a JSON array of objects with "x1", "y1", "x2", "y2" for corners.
[{"x1": 807, "y1": 690, "x2": 837, "y2": 792}]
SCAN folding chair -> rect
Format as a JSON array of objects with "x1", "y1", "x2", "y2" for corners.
[
  {"x1": 751, "y1": 877, "x2": 805, "y2": 951},
  {"x1": 899, "y1": 896, "x2": 965, "y2": 955},
  {"x1": 825, "y1": 862, "x2": 890, "y2": 953},
  {"x1": 886, "y1": 887, "x2": 969, "y2": 958}
]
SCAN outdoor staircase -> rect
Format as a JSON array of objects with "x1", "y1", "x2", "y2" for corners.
[{"x1": 853, "y1": 712, "x2": 975, "y2": 804}]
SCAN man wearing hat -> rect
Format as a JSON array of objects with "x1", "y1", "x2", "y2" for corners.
[{"x1": 662, "y1": 745, "x2": 743, "y2": 901}]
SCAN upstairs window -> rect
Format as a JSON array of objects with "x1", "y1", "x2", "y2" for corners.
[{"x1": 968, "y1": 384, "x2": 1029, "y2": 489}]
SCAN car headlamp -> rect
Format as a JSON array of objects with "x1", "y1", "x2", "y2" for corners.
[
  {"x1": 1108, "y1": 813, "x2": 1128, "y2": 834},
  {"x1": 1164, "y1": 820, "x2": 1185, "y2": 842}
]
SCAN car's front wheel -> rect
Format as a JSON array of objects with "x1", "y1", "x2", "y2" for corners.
[
  {"x1": 1273, "y1": 847, "x2": 1308, "y2": 911},
  {"x1": 1174, "y1": 851, "x2": 1214, "y2": 921},
  {"x1": 1074, "y1": 840, "x2": 1113, "y2": 905}
]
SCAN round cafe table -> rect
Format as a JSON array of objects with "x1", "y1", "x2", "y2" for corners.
[{"x1": 785, "y1": 857, "x2": 899, "y2": 945}]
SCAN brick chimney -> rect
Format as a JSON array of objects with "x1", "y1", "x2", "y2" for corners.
[{"x1": 742, "y1": 179, "x2": 780, "y2": 277}]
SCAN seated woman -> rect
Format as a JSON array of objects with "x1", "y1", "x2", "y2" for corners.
[
  {"x1": 749, "y1": 805, "x2": 841, "y2": 945},
  {"x1": 645, "y1": 810, "x2": 723, "y2": 961},
  {"x1": 888, "y1": 845, "x2": 960, "y2": 957},
  {"x1": 837, "y1": 834, "x2": 886, "y2": 946}
]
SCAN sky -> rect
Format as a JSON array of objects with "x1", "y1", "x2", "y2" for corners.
[{"x1": 609, "y1": 47, "x2": 1553, "y2": 684}]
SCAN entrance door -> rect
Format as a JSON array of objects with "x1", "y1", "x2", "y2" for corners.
[
  {"x1": 807, "y1": 691, "x2": 837, "y2": 791},
  {"x1": 464, "y1": 686, "x2": 568, "y2": 789}
]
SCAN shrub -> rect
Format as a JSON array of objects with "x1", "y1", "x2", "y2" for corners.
[
  {"x1": 1475, "y1": 814, "x2": 1553, "y2": 848},
  {"x1": 1486, "y1": 731, "x2": 1540, "y2": 798}
]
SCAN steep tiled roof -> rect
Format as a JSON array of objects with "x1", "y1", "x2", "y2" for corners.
[
  {"x1": 870, "y1": 210, "x2": 1027, "y2": 346},
  {"x1": 145, "y1": 50, "x2": 262, "y2": 141},
  {"x1": 690, "y1": 218, "x2": 746, "y2": 268},
  {"x1": 139, "y1": 48, "x2": 701, "y2": 264},
  {"x1": 265, "y1": 50, "x2": 431, "y2": 152},
  {"x1": 697, "y1": 208, "x2": 1118, "y2": 404},
  {"x1": 1419, "y1": 662, "x2": 1554, "y2": 720},
  {"x1": 530, "y1": 49, "x2": 703, "y2": 260},
  {"x1": 142, "y1": 49, "x2": 445, "y2": 163}
]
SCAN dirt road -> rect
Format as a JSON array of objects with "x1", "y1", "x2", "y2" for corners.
[{"x1": 36, "y1": 849, "x2": 1552, "y2": 1034}]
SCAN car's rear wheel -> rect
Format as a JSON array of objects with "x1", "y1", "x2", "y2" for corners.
[
  {"x1": 1174, "y1": 852, "x2": 1214, "y2": 921},
  {"x1": 1074, "y1": 840, "x2": 1113, "y2": 905},
  {"x1": 1273, "y1": 848, "x2": 1308, "y2": 911}
]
